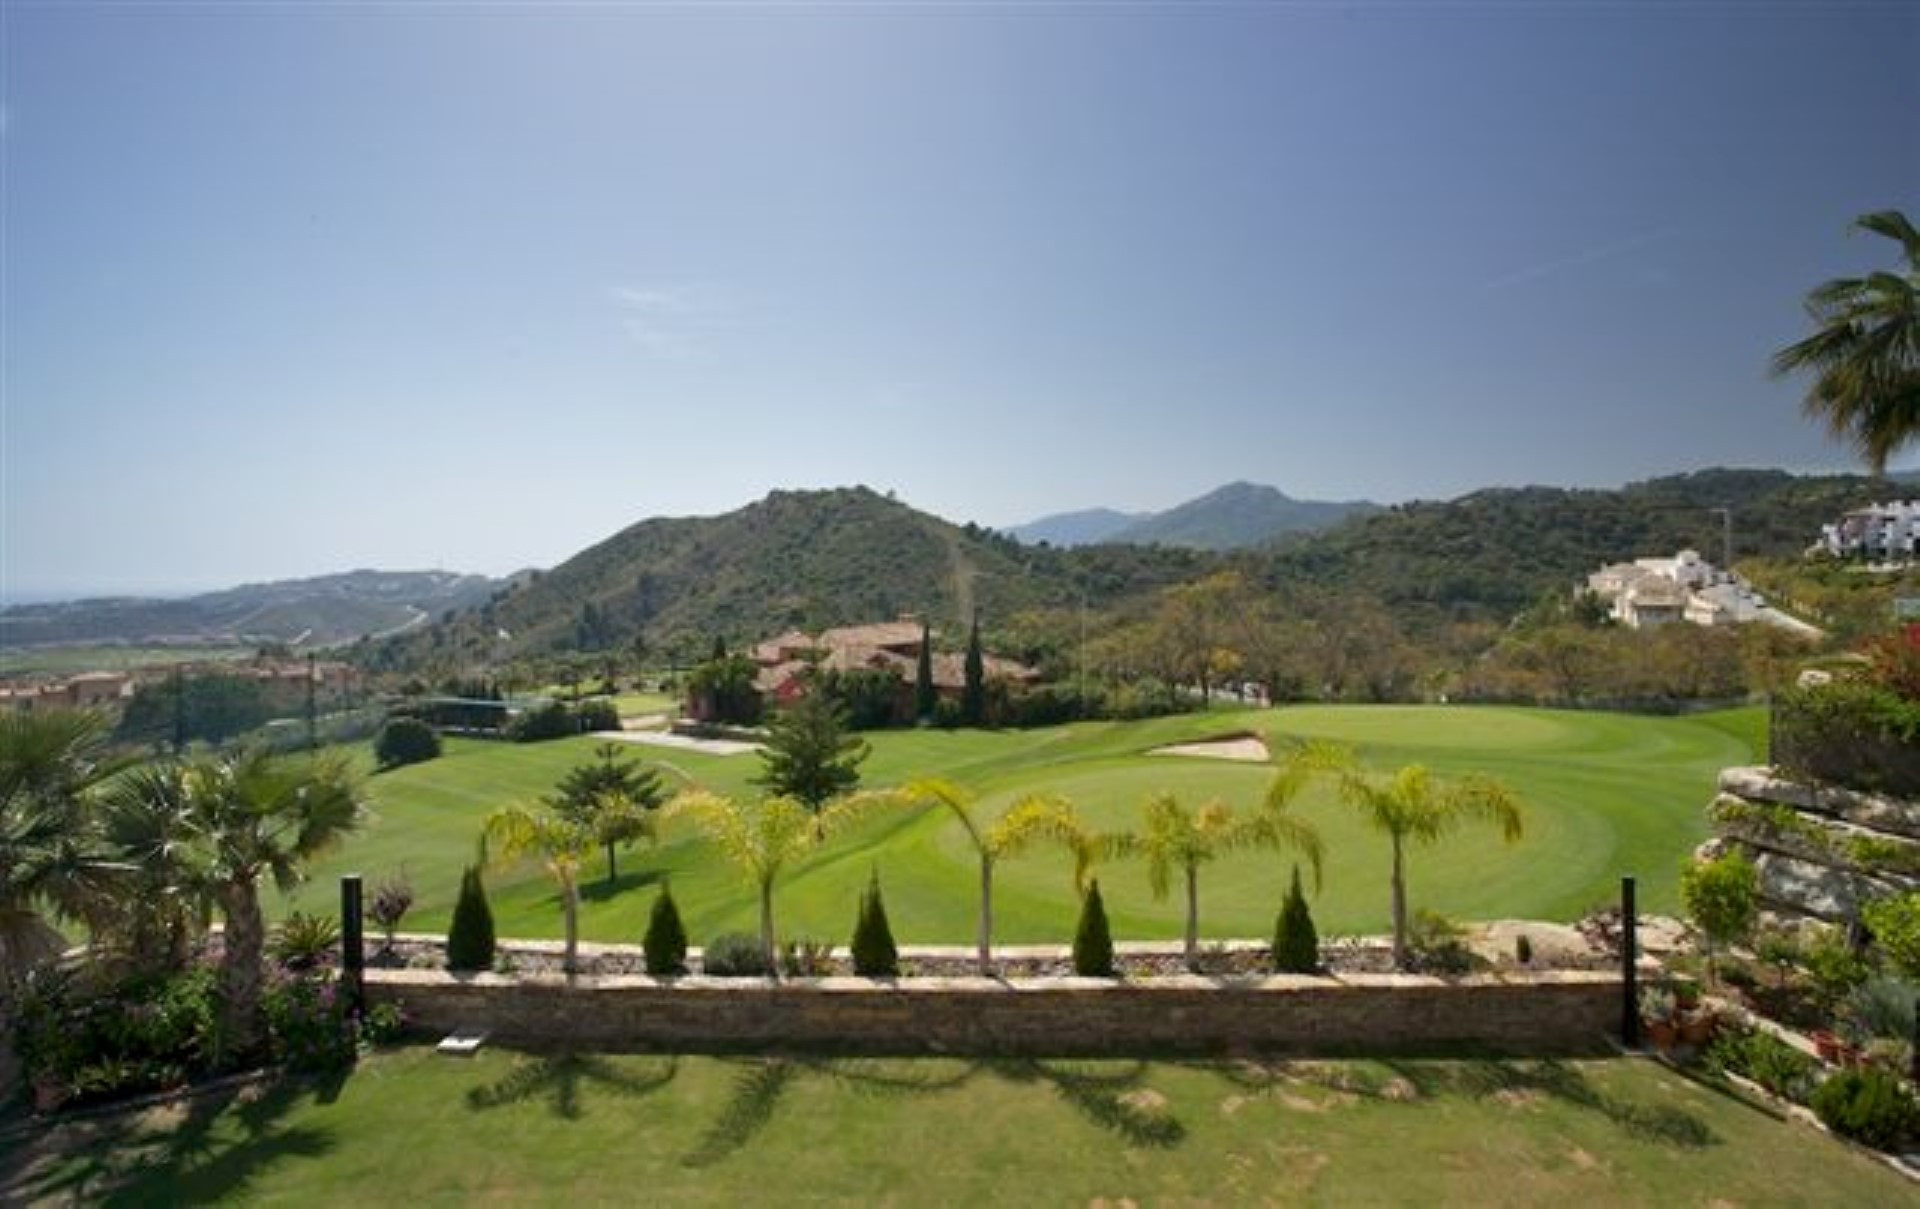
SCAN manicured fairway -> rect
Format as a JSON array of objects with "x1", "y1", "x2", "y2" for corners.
[
  {"x1": 281, "y1": 705, "x2": 1762, "y2": 949},
  {"x1": 7, "y1": 1047, "x2": 1908, "y2": 1205}
]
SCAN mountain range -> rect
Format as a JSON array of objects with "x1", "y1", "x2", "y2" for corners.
[{"x1": 1007, "y1": 481, "x2": 1380, "y2": 549}]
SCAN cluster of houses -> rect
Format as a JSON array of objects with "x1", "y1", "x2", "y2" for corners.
[
  {"x1": 748, "y1": 620, "x2": 1036, "y2": 711},
  {"x1": 1584, "y1": 550, "x2": 1823, "y2": 637},
  {"x1": 0, "y1": 659, "x2": 358, "y2": 716},
  {"x1": 1819, "y1": 500, "x2": 1920, "y2": 566}
]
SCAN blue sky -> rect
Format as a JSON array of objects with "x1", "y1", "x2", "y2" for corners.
[{"x1": 4, "y1": 3, "x2": 1916, "y2": 598}]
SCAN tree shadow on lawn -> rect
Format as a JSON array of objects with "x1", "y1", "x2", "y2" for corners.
[
  {"x1": 577, "y1": 867, "x2": 667, "y2": 904},
  {"x1": 4, "y1": 1070, "x2": 346, "y2": 1207},
  {"x1": 986, "y1": 1059, "x2": 1187, "y2": 1149},
  {"x1": 464, "y1": 1051, "x2": 679, "y2": 1121}
]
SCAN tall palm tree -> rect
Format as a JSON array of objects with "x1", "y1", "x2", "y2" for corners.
[
  {"x1": 1298, "y1": 744, "x2": 1523, "y2": 969},
  {"x1": 664, "y1": 790, "x2": 884, "y2": 973},
  {"x1": 1122, "y1": 788, "x2": 1324, "y2": 973},
  {"x1": 0, "y1": 711, "x2": 124, "y2": 983},
  {"x1": 1772, "y1": 210, "x2": 1920, "y2": 475},
  {"x1": 903, "y1": 778, "x2": 1098, "y2": 975},
  {"x1": 178, "y1": 749, "x2": 366, "y2": 1063}
]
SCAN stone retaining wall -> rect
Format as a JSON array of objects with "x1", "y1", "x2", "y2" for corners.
[
  {"x1": 1707, "y1": 767, "x2": 1920, "y2": 922},
  {"x1": 365, "y1": 969, "x2": 1620, "y2": 1056}
]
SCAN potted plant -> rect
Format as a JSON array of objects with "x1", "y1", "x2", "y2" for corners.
[
  {"x1": 1678, "y1": 1003, "x2": 1718, "y2": 1048},
  {"x1": 1640, "y1": 985, "x2": 1679, "y2": 1051}
]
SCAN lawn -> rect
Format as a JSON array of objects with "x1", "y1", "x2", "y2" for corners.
[
  {"x1": 281, "y1": 705, "x2": 1763, "y2": 952},
  {"x1": 6, "y1": 1047, "x2": 1909, "y2": 1204}
]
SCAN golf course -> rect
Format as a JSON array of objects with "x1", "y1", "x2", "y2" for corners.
[{"x1": 281, "y1": 704, "x2": 1765, "y2": 949}]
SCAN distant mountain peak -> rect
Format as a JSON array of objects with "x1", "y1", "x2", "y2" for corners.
[{"x1": 1011, "y1": 482, "x2": 1378, "y2": 551}]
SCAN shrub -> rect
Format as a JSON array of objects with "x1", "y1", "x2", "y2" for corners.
[
  {"x1": 851, "y1": 871, "x2": 899, "y2": 977},
  {"x1": 780, "y1": 938, "x2": 834, "y2": 977},
  {"x1": 1272, "y1": 865, "x2": 1319, "y2": 974},
  {"x1": 1705, "y1": 1027, "x2": 1819, "y2": 1102},
  {"x1": 508, "y1": 701, "x2": 578, "y2": 742},
  {"x1": 1680, "y1": 850, "x2": 1758, "y2": 978},
  {"x1": 445, "y1": 865, "x2": 496, "y2": 973},
  {"x1": 1772, "y1": 679, "x2": 1920, "y2": 797},
  {"x1": 575, "y1": 699, "x2": 621, "y2": 733},
  {"x1": 1847, "y1": 975, "x2": 1920, "y2": 1042},
  {"x1": 702, "y1": 932, "x2": 770, "y2": 978},
  {"x1": 643, "y1": 884, "x2": 689, "y2": 976},
  {"x1": 262, "y1": 969, "x2": 357, "y2": 1073},
  {"x1": 1407, "y1": 910, "x2": 1476, "y2": 975},
  {"x1": 373, "y1": 716, "x2": 442, "y2": 769},
  {"x1": 369, "y1": 875, "x2": 415, "y2": 951},
  {"x1": 1805, "y1": 927, "x2": 1873, "y2": 1013},
  {"x1": 14, "y1": 965, "x2": 219, "y2": 1110},
  {"x1": 1810, "y1": 1067, "x2": 1920, "y2": 1150},
  {"x1": 1862, "y1": 892, "x2": 1920, "y2": 982},
  {"x1": 1073, "y1": 880, "x2": 1116, "y2": 977},
  {"x1": 271, "y1": 911, "x2": 340, "y2": 971},
  {"x1": 1515, "y1": 934, "x2": 1533, "y2": 965}
]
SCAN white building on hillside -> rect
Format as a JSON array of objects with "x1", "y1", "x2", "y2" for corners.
[
  {"x1": 1820, "y1": 500, "x2": 1920, "y2": 565},
  {"x1": 1584, "y1": 550, "x2": 1822, "y2": 637}
]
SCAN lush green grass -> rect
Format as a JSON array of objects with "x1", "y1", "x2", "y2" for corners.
[
  {"x1": 7, "y1": 1047, "x2": 1908, "y2": 1204},
  {"x1": 281, "y1": 705, "x2": 1761, "y2": 952}
]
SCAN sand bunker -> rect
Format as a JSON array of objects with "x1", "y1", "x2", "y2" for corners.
[{"x1": 1148, "y1": 734, "x2": 1271, "y2": 762}]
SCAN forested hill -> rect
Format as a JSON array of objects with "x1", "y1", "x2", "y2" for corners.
[
  {"x1": 365, "y1": 487, "x2": 1214, "y2": 669},
  {"x1": 1261, "y1": 467, "x2": 1899, "y2": 626}
]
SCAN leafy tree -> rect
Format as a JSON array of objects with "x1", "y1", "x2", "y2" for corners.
[
  {"x1": 446, "y1": 865, "x2": 496, "y2": 972},
  {"x1": 685, "y1": 653, "x2": 764, "y2": 726},
  {"x1": 1772, "y1": 210, "x2": 1920, "y2": 474},
  {"x1": 1122, "y1": 788, "x2": 1325, "y2": 972},
  {"x1": 1273, "y1": 864, "x2": 1320, "y2": 974},
  {"x1": 1680, "y1": 850, "x2": 1758, "y2": 983},
  {"x1": 1072, "y1": 879, "x2": 1115, "y2": 977},
  {"x1": 114, "y1": 673, "x2": 276, "y2": 750},
  {"x1": 904, "y1": 778, "x2": 1095, "y2": 974},
  {"x1": 1293, "y1": 743, "x2": 1522, "y2": 969},
  {"x1": 0, "y1": 711, "x2": 124, "y2": 983},
  {"x1": 169, "y1": 749, "x2": 365, "y2": 1062},
  {"x1": 755, "y1": 692, "x2": 870, "y2": 811},
  {"x1": 374, "y1": 717, "x2": 441, "y2": 769},
  {"x1": 665, "y1": 790, "x2": 884, "y2": 972},
  {"x1": 643, "y1": 882, "x2": 688, "y2": 976},
  {"x1": 961, "y1": 614, "x2": 986, "y2": 726},
  {"x1": 850, "y1": 869, "x2": 899, "y2": 977},
  {"x1": 548, "y1": 742, "x2": 665, "y2": 883},
  {"x1": 915, "y1": 622, "x2": 936, "y2": 722}
]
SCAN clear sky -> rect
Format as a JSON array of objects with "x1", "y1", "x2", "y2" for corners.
[{"x1": 3, "y1": 2, "x2": 1916, "y2": 599}]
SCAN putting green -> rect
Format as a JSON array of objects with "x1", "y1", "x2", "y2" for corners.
[{"x1": 283, "y1": 704, "x2": 1759, "y2": 949}]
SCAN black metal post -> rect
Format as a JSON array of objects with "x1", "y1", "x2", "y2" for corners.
[
  {"x1": 1622, "y1": 875, "x2": 1640, "y2": 1049},
  {"x1": 341, "y1": 874, "x2": 365, "y2": 1016}
]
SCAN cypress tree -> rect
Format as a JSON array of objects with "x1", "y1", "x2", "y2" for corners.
[
  {"x1": 851, "y1": 870, "x2": 899, "y2": 977},
  {"x1": 1273, "y1": 864, "x2": 1319, "y2": 974},
  {"x1": 643, "y1": 882, "x2": 689, "y2": 975},
  {"x1": 446, "y1": 865, "x2": 497, "y2": 973},
  {"x1": 914, "y1": 622, "x2": 936, "y2": 723},
  {"x1": 1073, "y1": 879, "x2": 1116, "y2": 977},
  {"x1": 961, "y1": 612, "x2": 986, "y2": 726}
]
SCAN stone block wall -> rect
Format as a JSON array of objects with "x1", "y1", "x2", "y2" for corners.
[
  {"x1": 365, "y1": 969, "x2": 1620, "y2": 1056},
  {"x1": 1707, "y1": 766, "x2": 1920, "y2": 923}
]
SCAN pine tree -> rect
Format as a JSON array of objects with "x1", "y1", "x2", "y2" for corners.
[
  {"x1": 961, "y1": 612, "x2": 986, "y2": 726},
  {"x1": 643, "y1": 882, "x2": 689, "y2": 975},
  {"x1": 755, "y1": 691, "x2": 869, "y2": 811},
  {"x1": 914, "y1": 621, "x2": 936, "y2": 723},
  {"x1": 851, "y1": 870, "x2": 899, "y2": 977},
  {"x1": 1073, "y1": 879, "x2": 1115, "y2": 977},
  {"x1": 446, "y1": 865, "x2": 497, "y2": 972},
  {"x1": 1273, "y1": 864, "x2": 1319, "y2": 974}
]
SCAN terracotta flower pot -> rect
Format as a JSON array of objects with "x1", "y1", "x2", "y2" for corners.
[
  {"x1": 1811, "y1": 1029, "x2": 1844, "y2": 1064},
  {"x1": 1644, "y1": 1017, "x2": 1678, "y2": 1052},
  {"x1": 1678, "y1": 1010, "x2": 1717, "y2": 1047}
]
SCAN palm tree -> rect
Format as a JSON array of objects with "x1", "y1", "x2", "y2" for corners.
[
  {"x1": 664, "y1": 790, "x2": 884, "y2": 973},
  {"x1": 482, "y1": 803, "x2": 608, "y2": 976},
  {"x1": 1122, "y1": 790, "x2": 1324, "y2": 972},
  {"x1": 177, "y1": 749, "x2": 366, "y2": 1062},
  {"x1": 1298, "y1": 744, "x2": 1523, "y2": 969},
  {"x1": 1772, "y1": 210, "x2": 1920, "y2": 474},
  {"x1": 97, "y1": 764, "x2": 215, "y2": 975},
  {"x1": 0, "y1": 711, "x2": 124, "y2": 983},
  {"x1": 903, "y1": 778, "x2": 1098, "y2": 975}
]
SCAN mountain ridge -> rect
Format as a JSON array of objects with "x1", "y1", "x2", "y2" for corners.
[{"x1": 1008, "y1": 481, "x2": 1379, "y2": 550}]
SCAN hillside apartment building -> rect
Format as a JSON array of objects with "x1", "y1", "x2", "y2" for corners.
[
  {"x1": 1585, "y1": 549, "x2": 1823, "y2": 637},
  {"x1": 1819, "y1": 500, "x2": 1920, "y2": 565}
]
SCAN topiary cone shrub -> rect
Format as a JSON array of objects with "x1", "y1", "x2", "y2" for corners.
[
  {"x1": 446, "y1": 865, "x2": 497, "y2": 973},
  {"x1": 1073, "y1": 879, "x2": 1115, "y2": 977},
  {"x1": 1273, "y1": 864, "x2": 1319, "y2": 974},
  {"x1": 643, "y1": 883, "x2": 689, "y2": 976},
  {"x1": 851, "y1": 870, "x2": 899, "y2": 977}
]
